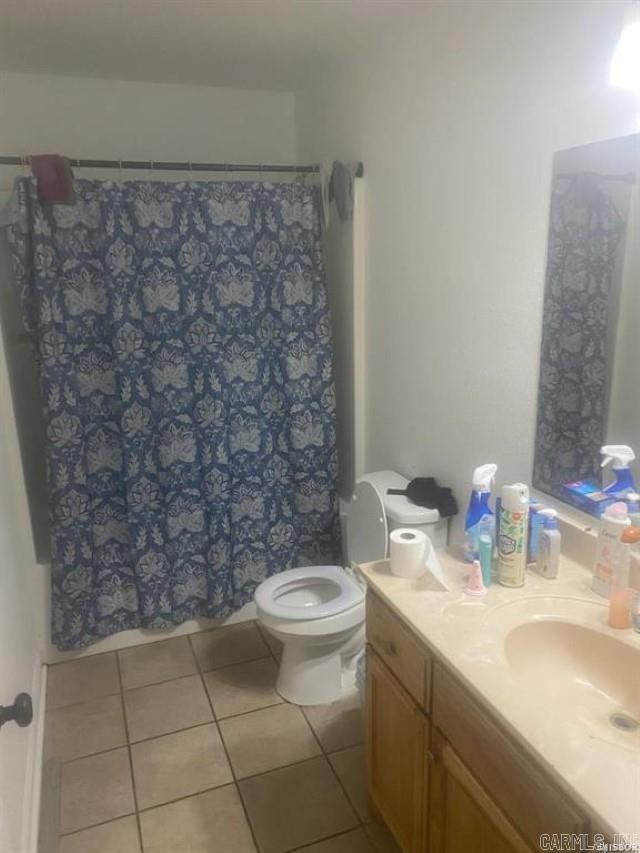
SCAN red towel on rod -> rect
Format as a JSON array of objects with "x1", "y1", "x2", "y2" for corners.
[{"x1": 29, "y1": 155, "x2": 75, "y2": 204}]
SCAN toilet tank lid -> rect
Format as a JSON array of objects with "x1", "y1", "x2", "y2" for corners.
[{"x1": 360, "y1": 470, "x2": 441, "y2": 525}]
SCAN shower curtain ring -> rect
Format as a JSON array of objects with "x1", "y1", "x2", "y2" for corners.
[
  {"x1": 118, "y1": 160, "x2": 123, "y2": 182},
  {"x1": 149, "y1": 160, "x2": 154, "y2": 181},
  {"x1": 20, "y1": 155, "x2": 27, "y2": 176},
  {"x1": 188, "y1": 161, "x2": 194, "y2": 182}
]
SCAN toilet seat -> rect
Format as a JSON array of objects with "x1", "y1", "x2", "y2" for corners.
[{"x1": 254, "y1": 565, "x2": 364, "y2": 621}]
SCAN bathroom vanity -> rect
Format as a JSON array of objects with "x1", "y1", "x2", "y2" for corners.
[{"x1": 361, "y1": 552, "x2": 640, "y2": 852}]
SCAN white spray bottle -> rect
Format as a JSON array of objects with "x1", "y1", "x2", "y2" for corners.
[{"x1": 601, "y1": 445, "x2": 637, "y2": 497}]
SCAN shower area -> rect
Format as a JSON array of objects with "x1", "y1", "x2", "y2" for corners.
[{"x1": 6, "y1": 168, "x2": 344, "y2": 651}]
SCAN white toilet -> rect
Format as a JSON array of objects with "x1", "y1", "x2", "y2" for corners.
[{"x1": 254, "y1": 470, "x2": 448, "y2": 705}]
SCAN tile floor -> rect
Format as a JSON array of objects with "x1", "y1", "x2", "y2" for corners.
[{"x1": 45, "y1": 621, "x2": 399, "y2": 853}]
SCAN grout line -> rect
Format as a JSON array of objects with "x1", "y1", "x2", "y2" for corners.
[
  {"x1": 115, "y1": 652, "x2": 145, "y2": 853},
  {"x1": 48, "y1": 647, "x2": 122, "y2": 671},
  {"x1": 287, "y1": 826, "x2": 368, "y2": 853},
  {"x1": 121, "y1": 669, "x2": 207, "y2": 696},
  {"x1": 188, "y1": 628, "x2": 273, "y2": 676},
  {"x1": 255, "y1": 622, "x2": 282, "y2": 661},
  {"x1": 126, "y1": 719, "x2": 216, "y2": 748},
  {"x1": 58, "y1": 810, "x2": 138, "y2": 839},
  {"x1": 300, "y1": 706, "x2": 366, "y2": 829},
  {"x1": 56, "y1": 743, "x2": 131, "y2": 767},
  {"x1": 198, "y1": 668, "x2": 262, "y2": 853},
  {"x1": 47, "y1": 689, "x2": 122, "y2": 713},
  {"x1": 215, "y1": 697, "x2": 284, "y2": 721},
  {"x1": 325, "y1": 748, "x2": 368, "y2": 829}
]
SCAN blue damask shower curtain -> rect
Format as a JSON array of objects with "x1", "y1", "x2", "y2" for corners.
[{"x1": 8, "y1": 177, "x2": 340, "y2": 649}]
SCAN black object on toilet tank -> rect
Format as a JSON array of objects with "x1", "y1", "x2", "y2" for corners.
[{"x1": 387, "y1": 477, "x2": 458, "y2": 518}]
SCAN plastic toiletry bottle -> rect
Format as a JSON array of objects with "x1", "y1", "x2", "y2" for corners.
[
  {"x1": 608, "y1": 527, "x2": 640, "y2": 628},
  {"x1": 478, "y1": 532, "x2": 493, "y2": 588},
  {"x1": 498, "y1": 483, "x2": 529, "y2": 588},
  {"x1": 535, "y1": 509, "x2": 561, "y2": 579},
  {"x1": 527, "y1": 502, "x2": 545, "y2": 564},
  {"x1": 464, "y1": 464, "x2": 498, "y2": 563},
  {"x1": 592, "y1": 501, "x2": 630, "y2": 598},
  {"x1": 601, "y1": 445, "x2": 637, "y2": 496}
]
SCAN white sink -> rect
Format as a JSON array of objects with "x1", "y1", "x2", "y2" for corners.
[
  {"x1": 505, "y1": 619, "x2": 640, "y2": 724},
  {"x1": 475, "y1": 595, "x2": 640, "y2": 746}
]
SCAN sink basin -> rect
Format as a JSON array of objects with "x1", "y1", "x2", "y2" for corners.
[{"x1": 505, "y1": 619, "x2": 640, "y2": 728}]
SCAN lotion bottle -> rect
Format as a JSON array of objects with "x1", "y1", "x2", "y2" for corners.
[
  {"x1": 592, "y1": 501, "x2": 630, "y2": 598},
  {"x1": 498, "y1": 483, "x2": 529, "y2": 588},
  {"x1": 608, "y1": 527, "x2": 640, "y2": 628}
]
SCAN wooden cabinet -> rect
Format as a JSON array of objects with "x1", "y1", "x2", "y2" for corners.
[
  {"x1": 432, "y1": 662, "x2": 587, "y2": 847},
  {"x1": 366, "y1": 649, "x2": 428, "y2": 853},
  {"x1": 428, "y1": 729, "x2": 530, "y2": 853},
  {"x1": 365, "y1": 592, "x2": 589, "y2": 853},
  {"x1": 367, "y1": 592, "x2": 432, "y2": 710}
]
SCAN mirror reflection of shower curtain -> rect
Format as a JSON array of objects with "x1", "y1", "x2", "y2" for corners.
[
  {"x1": 7, "y1": 177, "x2": 340, "y2": 650},
  {"x1": 533, "y1": 173, "x2": 631, "y2": 499}
]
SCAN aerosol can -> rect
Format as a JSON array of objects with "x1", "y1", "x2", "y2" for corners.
[{"x1": 498, "y1": 483, "x2": 529, "y2": 588}]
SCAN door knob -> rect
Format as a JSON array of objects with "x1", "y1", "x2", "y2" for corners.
[{"x1": 0, "y1": 693, "x2": 33, "y2": 730}]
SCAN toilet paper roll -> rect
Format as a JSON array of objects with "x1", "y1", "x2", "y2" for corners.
[{"x1": 389, "y1": 528, "x2": 428, "y2": 578}]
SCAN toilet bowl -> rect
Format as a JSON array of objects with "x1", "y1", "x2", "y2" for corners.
[
  {"x1": 254, "y1": 470, "x2": 448, "y2": 705},
  {"x1": 255, "y1": 566, "x2": 365, "y2": 705}
]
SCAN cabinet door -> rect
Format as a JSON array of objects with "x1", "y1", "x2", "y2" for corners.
[
  {"x1": 367, "y1": 649, "x2": 428, "y2": 853},
  {"x1": 429, "y1": 730, "x2": 531, "y2": 853}
]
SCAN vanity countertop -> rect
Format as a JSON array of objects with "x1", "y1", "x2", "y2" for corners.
[{"x1": 358, "y1": 549, "x2": 640, "y2": 841}]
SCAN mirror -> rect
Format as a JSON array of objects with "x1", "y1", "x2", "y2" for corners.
[{"x1": 533, "y1": 133, "x2": 640, "y2": 510}]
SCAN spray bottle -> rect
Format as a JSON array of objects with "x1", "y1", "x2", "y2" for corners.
[
  {"x1": 498, "y1": 483, "x2": 529, "y2": 587},
  {"x1": 464, "y1": 464, "x2": 498, "y2": 563},
  {"x1": 601, "y1": 445, "x2": 637, "y2": 497}
]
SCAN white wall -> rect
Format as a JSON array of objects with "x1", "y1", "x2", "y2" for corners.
[
  {"x1": 0, "y1": 71, "x2": 298, "y2": 665},
  {"x1": 295, "y1": 0, "x2": 640, "y2": 539},
  {"x1": 0, "y1": 72, "x2": 297, "y2": 171}
]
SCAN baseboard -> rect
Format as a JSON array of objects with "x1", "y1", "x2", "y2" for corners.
[
  {"x1": 37, "y1": 760, "x2": 61, "y2": 853},
  {"x1": 23, "y1": 661, "x2": 46, "y2": 853}
]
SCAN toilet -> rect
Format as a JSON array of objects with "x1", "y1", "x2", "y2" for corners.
[{"x1": 254, "y1": 470, "x2": 448, "y2": 705}]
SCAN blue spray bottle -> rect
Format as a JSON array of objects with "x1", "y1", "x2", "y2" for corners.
[
  {"x1": 601, "y1": 445, "x2": 637, "y2": 497},
  {"x1": 464, "y1": 464, "x2": 498, "y2": 563}
]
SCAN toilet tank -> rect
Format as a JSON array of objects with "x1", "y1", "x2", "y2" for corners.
[{"x1": 362, "y1": 470, "x2": 449, "y2": 551}]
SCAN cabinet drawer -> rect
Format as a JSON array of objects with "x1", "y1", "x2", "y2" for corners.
[
  {"x1": 432, "y1": 662, "x2": 588, "y2": 848},
  {"x1": 367, "y1": 592, "x2": 431, "y2": 710}
]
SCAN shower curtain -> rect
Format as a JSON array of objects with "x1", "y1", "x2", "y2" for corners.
[
  {"x1": 533, "y1": 173, "x2": 626, "y2": 499},
  {"x1": 7, "y1": 177, "x2": 340, "y2": 649}
]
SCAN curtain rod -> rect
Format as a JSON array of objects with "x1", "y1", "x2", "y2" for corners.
[{"x1": 0, "y1": 155, "x2": 365, "y2": 177}]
